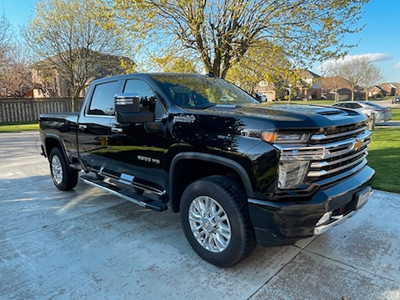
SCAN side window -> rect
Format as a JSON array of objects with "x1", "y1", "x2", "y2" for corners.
[
  {"x1": 351, "y1": 103, "x2": 361, "y2": 109},
  {"x1": 88, "y1": 81, "x2": 120, "y2": 115},
  {"x1": 123, "y1": 80, "x2": 159, "y2": 114}
]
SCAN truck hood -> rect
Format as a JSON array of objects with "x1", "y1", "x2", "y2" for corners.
[{"x1": 200, "y1": 104, "x2": 367, "y2": 129}]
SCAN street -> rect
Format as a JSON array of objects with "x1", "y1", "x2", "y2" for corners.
[{"x1": 1, "y1": 131, "x2": 399, "y2": 299}]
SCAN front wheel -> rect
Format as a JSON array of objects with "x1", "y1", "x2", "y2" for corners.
[
  {"x1": 180, "y1": 176, "x2": 256, "y2": 267},
  {"x1": 49, "y1": 147, "x2": 79, "y2": 191}
]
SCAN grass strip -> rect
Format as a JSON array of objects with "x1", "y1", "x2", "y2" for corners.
[{"x1": 0, "y1": 123, "x2": 39, "y2": 132}]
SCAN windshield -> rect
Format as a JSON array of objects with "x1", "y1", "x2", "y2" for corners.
[{"x1": 150, "y1": 74, "x2": 258, "y2": 108}]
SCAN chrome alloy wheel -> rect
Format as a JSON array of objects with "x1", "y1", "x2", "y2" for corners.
[
  {"x1": 51, "y1": 155, "x2": 63, "y2": 185},
  {"x1": 188, "y1": 196, "x2": 232, "y2": 253}
]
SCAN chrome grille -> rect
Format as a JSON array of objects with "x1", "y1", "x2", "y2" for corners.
[
  {"x1": 276, "y1": 123, "x2": 371, "y2": 184},
  {"x1": 310, "y1": 123, "x2": 367, "y2": 144},
  {"x1": 307, "y1": 127, "x2": 371, "y2": 181}
]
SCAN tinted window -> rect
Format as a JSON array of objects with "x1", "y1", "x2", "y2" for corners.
[
  {"x1": 345, "y1": 103, "x2": 359, "y2": 109},
  {"x1": 123, "y1": 80, "x2": 157, "y2": 113},
  {"x1": 88, "y1": 81, "x2": 120, "y2": 115},
  {"x1": 150, "y1": 74, "x2": 258, "y2": 108}
]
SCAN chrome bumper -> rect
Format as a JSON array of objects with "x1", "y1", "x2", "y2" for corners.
[{"x1": 314, "y1": 186, "x2": 372, "y2": 235}]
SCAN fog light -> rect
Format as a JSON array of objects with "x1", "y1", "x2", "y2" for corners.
[{"x1": 315, "y1": 212, "x2": 332, "y2": 227}]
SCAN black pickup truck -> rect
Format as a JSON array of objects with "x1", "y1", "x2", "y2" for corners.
[{"x1": 39, "y1": 73, "x2": 374, "y2": 267}]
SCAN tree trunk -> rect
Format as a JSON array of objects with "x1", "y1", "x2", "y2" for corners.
[{"x1": 71, "y1": 97, "x2": 76, "y2": 112}]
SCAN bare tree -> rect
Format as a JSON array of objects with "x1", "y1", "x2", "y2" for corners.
[
  {"x1": 361, "y1": 64, "x2": 384, "y2": 100},
  {"x1": 25, "y1": 0, "x2": 129, "y2": 110},
  {"x1": 0, "y1": 11, "x2": 33, "y2": 97},
  {"x1": 324, "y1": 56, "x2": 383, "y2": 101},
  {"x1": 0, "y1": 10, "x2": 12, "y2": 79}
]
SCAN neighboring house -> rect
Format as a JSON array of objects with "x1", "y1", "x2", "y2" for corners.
[
  {"x1": 254, "y1": 81, "x2": 276, "y2": 101},
  {"x1": 379, "y1": 82, "x2": 400, "y2": 96},
  {"x1": 368, "y1": 85, "x2": 386, "y2": 98},
  {"x1": 322, "y1": 76, "x2": 349, "y2": 100},
  {"x1": 31, "y1": 49, "x2": 134, "y2": 98},
  {"x1": 321, "y1": 76, "x2": 365, "y2": 100},
  {"x1": 254, "y1": 69, "x2": 322, "y2": 101},
  {"x1": 297, "y1": 69, "x2": 322, "y2": 100}
]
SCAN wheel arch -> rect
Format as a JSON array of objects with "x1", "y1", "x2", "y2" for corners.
[
  {"x1": 43, "y1": 134, "x2": 69, "y2": 163},
  {"x1": 169, "y1": 152, "x2": 254, "y2": 213}
]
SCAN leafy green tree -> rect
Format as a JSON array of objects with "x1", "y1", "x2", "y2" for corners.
[
  {"x1": 226, "y1": 42, "x2": 299, "y2": 97},
  {"x1": 150, "y1": 51, "x2": 199, "y2": 73},
  {"x1": 25, "y1": 0, "x2": 130, "y2": 110},
  {"x1": 102, "y1": 0, "x2": 369, "y2": 79}
]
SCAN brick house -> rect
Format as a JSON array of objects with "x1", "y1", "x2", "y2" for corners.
[
  {"x1": 31, "y1": 49, "x2": 134, "y2": 98},
  {"x1": 254, "y1": 69, "x2": 322, "y2": 101},
  {"x1": 368, "y1": 86, "x2": 385, "y2": 98},
  {"x1": 379, "y1": 82, "x2": 400, "y2": 96},
  {"x1": 297, "y1": 69, "x2": 322, "y2": 100},
  {"x1": 321, "y1": 76, "x2": 366, "y2": 101},
  {"x1": 254, "y1": 81, "x2": 277, "y2": 101}
]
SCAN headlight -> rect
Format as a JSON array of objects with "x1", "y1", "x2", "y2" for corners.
[
  {"x1": 278, "y1": 160, "x2": 310, "y2": 189},
  {"x1": 261, "y1": 131, "x2": 323, "y2": 190},
  {"x1": 262, "y1": 131, "x2": 310, "y2": 144},
  {"x1": 277, "y1": 148, "x2": 324, "y2": 189}
]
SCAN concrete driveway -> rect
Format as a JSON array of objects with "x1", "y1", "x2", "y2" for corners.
[{"x1": 1, "y1": 132, "x2": 399, "y2": 299}]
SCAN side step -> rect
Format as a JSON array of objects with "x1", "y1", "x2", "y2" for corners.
[{"x1": 80, "y1": 175, "x2": 167, "y2": 212}]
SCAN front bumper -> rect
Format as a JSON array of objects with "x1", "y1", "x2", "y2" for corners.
[{"x1": 248, "y1": 165, "x2": 375, "y2": 246}]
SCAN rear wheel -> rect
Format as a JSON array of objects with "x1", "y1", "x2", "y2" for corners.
[
  {"x1": 49, "y1": 147, "x2": 79, "y2": 191},
  {"x1": 180, "y1": 176, "x2": 256, "y2": 267}
]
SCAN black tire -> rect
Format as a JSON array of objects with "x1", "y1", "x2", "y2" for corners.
[
  {"x1": 49, "y1": 147, "x2": 79, "y2": 191},
  {"x1": 180, "y1": 176, "x2": 256, "y2": 267}
]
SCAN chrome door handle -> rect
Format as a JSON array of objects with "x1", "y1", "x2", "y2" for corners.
[{"x1": 111, "y1": 127, "x2": 123, "y2": 133}]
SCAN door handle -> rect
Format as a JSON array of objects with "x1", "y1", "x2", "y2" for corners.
[{"x1": 111, "y1": 127, "x2": 123, "y2": 133}]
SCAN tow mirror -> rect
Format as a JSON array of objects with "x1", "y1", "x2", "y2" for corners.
[{"x1": 114, "y1": 93, "x2": 154, "y2": 123}]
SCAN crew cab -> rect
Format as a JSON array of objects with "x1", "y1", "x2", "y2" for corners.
[{"x1": 39, "y1": 73, "x2": 374, "y2": 267}]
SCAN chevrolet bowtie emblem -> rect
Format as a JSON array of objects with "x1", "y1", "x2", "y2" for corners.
[{"x1": 352, "y1": 139, "x2": 364, "y2": 151}]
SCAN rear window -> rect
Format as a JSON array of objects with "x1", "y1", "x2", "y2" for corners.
[{"x1": 88, "y1": 81, "x2": 120, "y2": 115}]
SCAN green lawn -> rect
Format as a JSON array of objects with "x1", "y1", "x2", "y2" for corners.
[
  {"x1": 368, "y1": 128, "x2": 400, "y2": 193},
  {"x1": 391, "y1": 107, "x2": 400, "y2": 120},
  {"x1": 0, "y1": 123, "x2": 39, "y2": 132}
]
